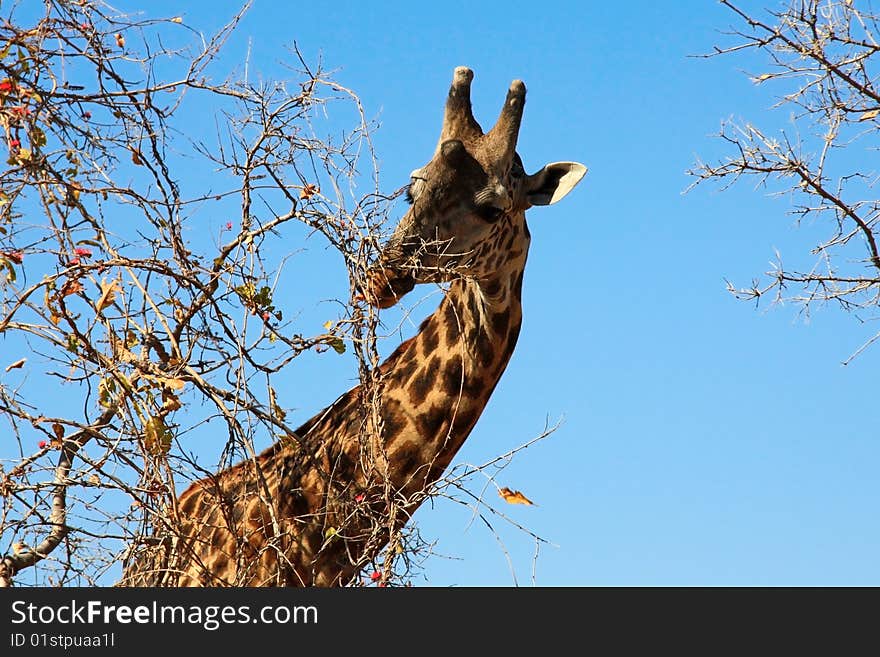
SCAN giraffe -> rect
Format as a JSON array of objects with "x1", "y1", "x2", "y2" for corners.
[{"x1": 119, "y1": 66, "x2": 586, "y2": 587}]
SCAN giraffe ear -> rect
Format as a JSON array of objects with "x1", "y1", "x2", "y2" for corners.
[{"x1": 525, "y1": 162, "x2": 587, "y2": 206}]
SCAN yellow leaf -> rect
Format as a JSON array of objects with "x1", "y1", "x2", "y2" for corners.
[
  {"x1": 5, "y1": 357, "x2": 25, "y2": 372},
  {"x1": 858, "y1": 109, "x2": 879, "y2": 122},
  {"x1": 88, "y1": 473, "x2": 101, "y2": 486},
  {"x1": 498, "y1": 486, "x2": 535, "y2": 506},
  {"x1": 171, "y1": 16, "x2": 183, "y2": 23},
  {"x1": 65, "y1": 183, "x2": 80, "y2": 206},
  {"x1": 98, "y1": 377, "x2": 116, "y2": 408},
  {"x1": 144, "y1": 415, "x2": 173, "y2": 456},
  {"x1": 95, "y1": 278, "x2": 121, "y2": 314},
  {"x1": 324, "y1": 527, "x2": 337, "y2": 540},
  {"x1": 323, "y1": 320, "x2": 333, "y2": 330},
  {"x1": 754, "y1": 73, "x2": 773, "y2": 83}
]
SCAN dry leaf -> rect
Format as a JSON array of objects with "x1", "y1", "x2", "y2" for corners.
[
  {"x1": 88, "y1": 473, "x2": 101, "y2": 486},
  {"x1": 300, "y1": 183, "x2": 318, "y2": 200},
  {"x1": 131, "y1": 149, "x2": 144, "y2": 166},
  {"x1": 859, "y1": 109, "x2": 879, "y2": 122},
  {"x1": 161, "y1": 377, "x2": 185, "y2": 391},
  {"x1": 51, "y1": 423, "x2": 65, "y2": 441},
  {"x1": 162, "y1": 389, "x2": 182, "y2": 413},
  {"x1": 142, "y1": 373, "x2": 185, "y2": 391},
  {"x1": 95, "y1": 278, "x2": 121, "y2": 314},
  {"x1": 171, "y1": 16, "x2": 183, "y2": 23},
  {"x1": 60, "y1": 278, "x2": 84, "y2": 298},
  {"x1": 5, "y1": 357, "x2": 25, "y2": 372},
  {"x1": 115, "y1": 33, "x2": 125, "y2": 48},
  {"x1": 754, "y1": 73, "x2": 773, "y2": 83},
  {"x1": 498, "y1": 486, "x2": 535, "y2": 506}
]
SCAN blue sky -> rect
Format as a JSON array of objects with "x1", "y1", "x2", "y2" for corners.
[
  {"x1": 216, "y1": 0, "x2": 880, "y2": 586},
  {"x1": 6, "y1": 0, "x2": 880, "y2": 586}
]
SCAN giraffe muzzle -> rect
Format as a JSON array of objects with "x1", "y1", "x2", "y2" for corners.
[{"x1": 362, "y1": 266, "x2": 416, "y2": 309}]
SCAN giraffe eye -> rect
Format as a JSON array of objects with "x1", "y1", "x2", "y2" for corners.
[{"x1": 474, "y1": 204, "x2": 504, "y2": 222}]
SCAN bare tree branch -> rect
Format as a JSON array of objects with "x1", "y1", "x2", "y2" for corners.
[{"x1": 689, "y1": 0, "x2": 880, "y2": 361}]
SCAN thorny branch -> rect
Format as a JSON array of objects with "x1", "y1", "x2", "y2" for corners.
[{"x1": 688, "y1": 0, "x2": 880, "y2": 361}]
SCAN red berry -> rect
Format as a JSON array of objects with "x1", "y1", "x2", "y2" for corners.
[
  {"x1": 38, "y1": 440, "x2": 47, "y2": 449},
  {"x1": 355, "y1": 493, "x2": 365, "y2": 503},
  {"x1": 369, "y1": 571, "x2": 381, "y2": 581},
  {"x1": 225, "y1": 222, "x2": 233, "y2": 230},
  {"x1": 9, "y1": 139, "x2": 20, "y2": 148},
  {"x1": 82, "y1": 111, "x2": 92, "y2": 120},
  {"x1": 74, "y1": 247, "x2": 92, "y2": 258}
]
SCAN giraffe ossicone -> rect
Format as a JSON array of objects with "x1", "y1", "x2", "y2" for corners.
[{"x1": 120, "y1": 66, "x2": 586, "y2": 587}]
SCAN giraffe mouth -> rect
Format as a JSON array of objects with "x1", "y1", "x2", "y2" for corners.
[{"x1": 363, "y1": 266, "x2": 416, "y2": 309}]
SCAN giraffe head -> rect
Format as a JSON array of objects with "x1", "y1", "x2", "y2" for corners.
[{"x1": 365, "y1": 66, "x2": 586, "y2": 308}]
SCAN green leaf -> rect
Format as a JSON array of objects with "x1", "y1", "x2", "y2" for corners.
[
  {"x1": 16, "y1": 48, "x2": 29, "y2": 74},
  {"x1": 30, "y1": 127, "x2": 46, "y2": 148}
]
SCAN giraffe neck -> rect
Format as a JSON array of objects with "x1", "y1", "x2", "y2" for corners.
[
  {"x1": 120, "y1": 228, "x2": 531, "y2": 587},
  {"x1": 377, "y1": 247, "x2": 527, "y2": 494}
]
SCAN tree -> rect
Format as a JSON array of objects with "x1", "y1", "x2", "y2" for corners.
[
  {"x1": 0, "y1": 1, "x2": 550, "y2": 587},
  {"x1": 0, "y1": 0, "x2": 389, "y2": 586},
  {"x1": 689, "y1": 0, "x2": 880, "y2": 363}
]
